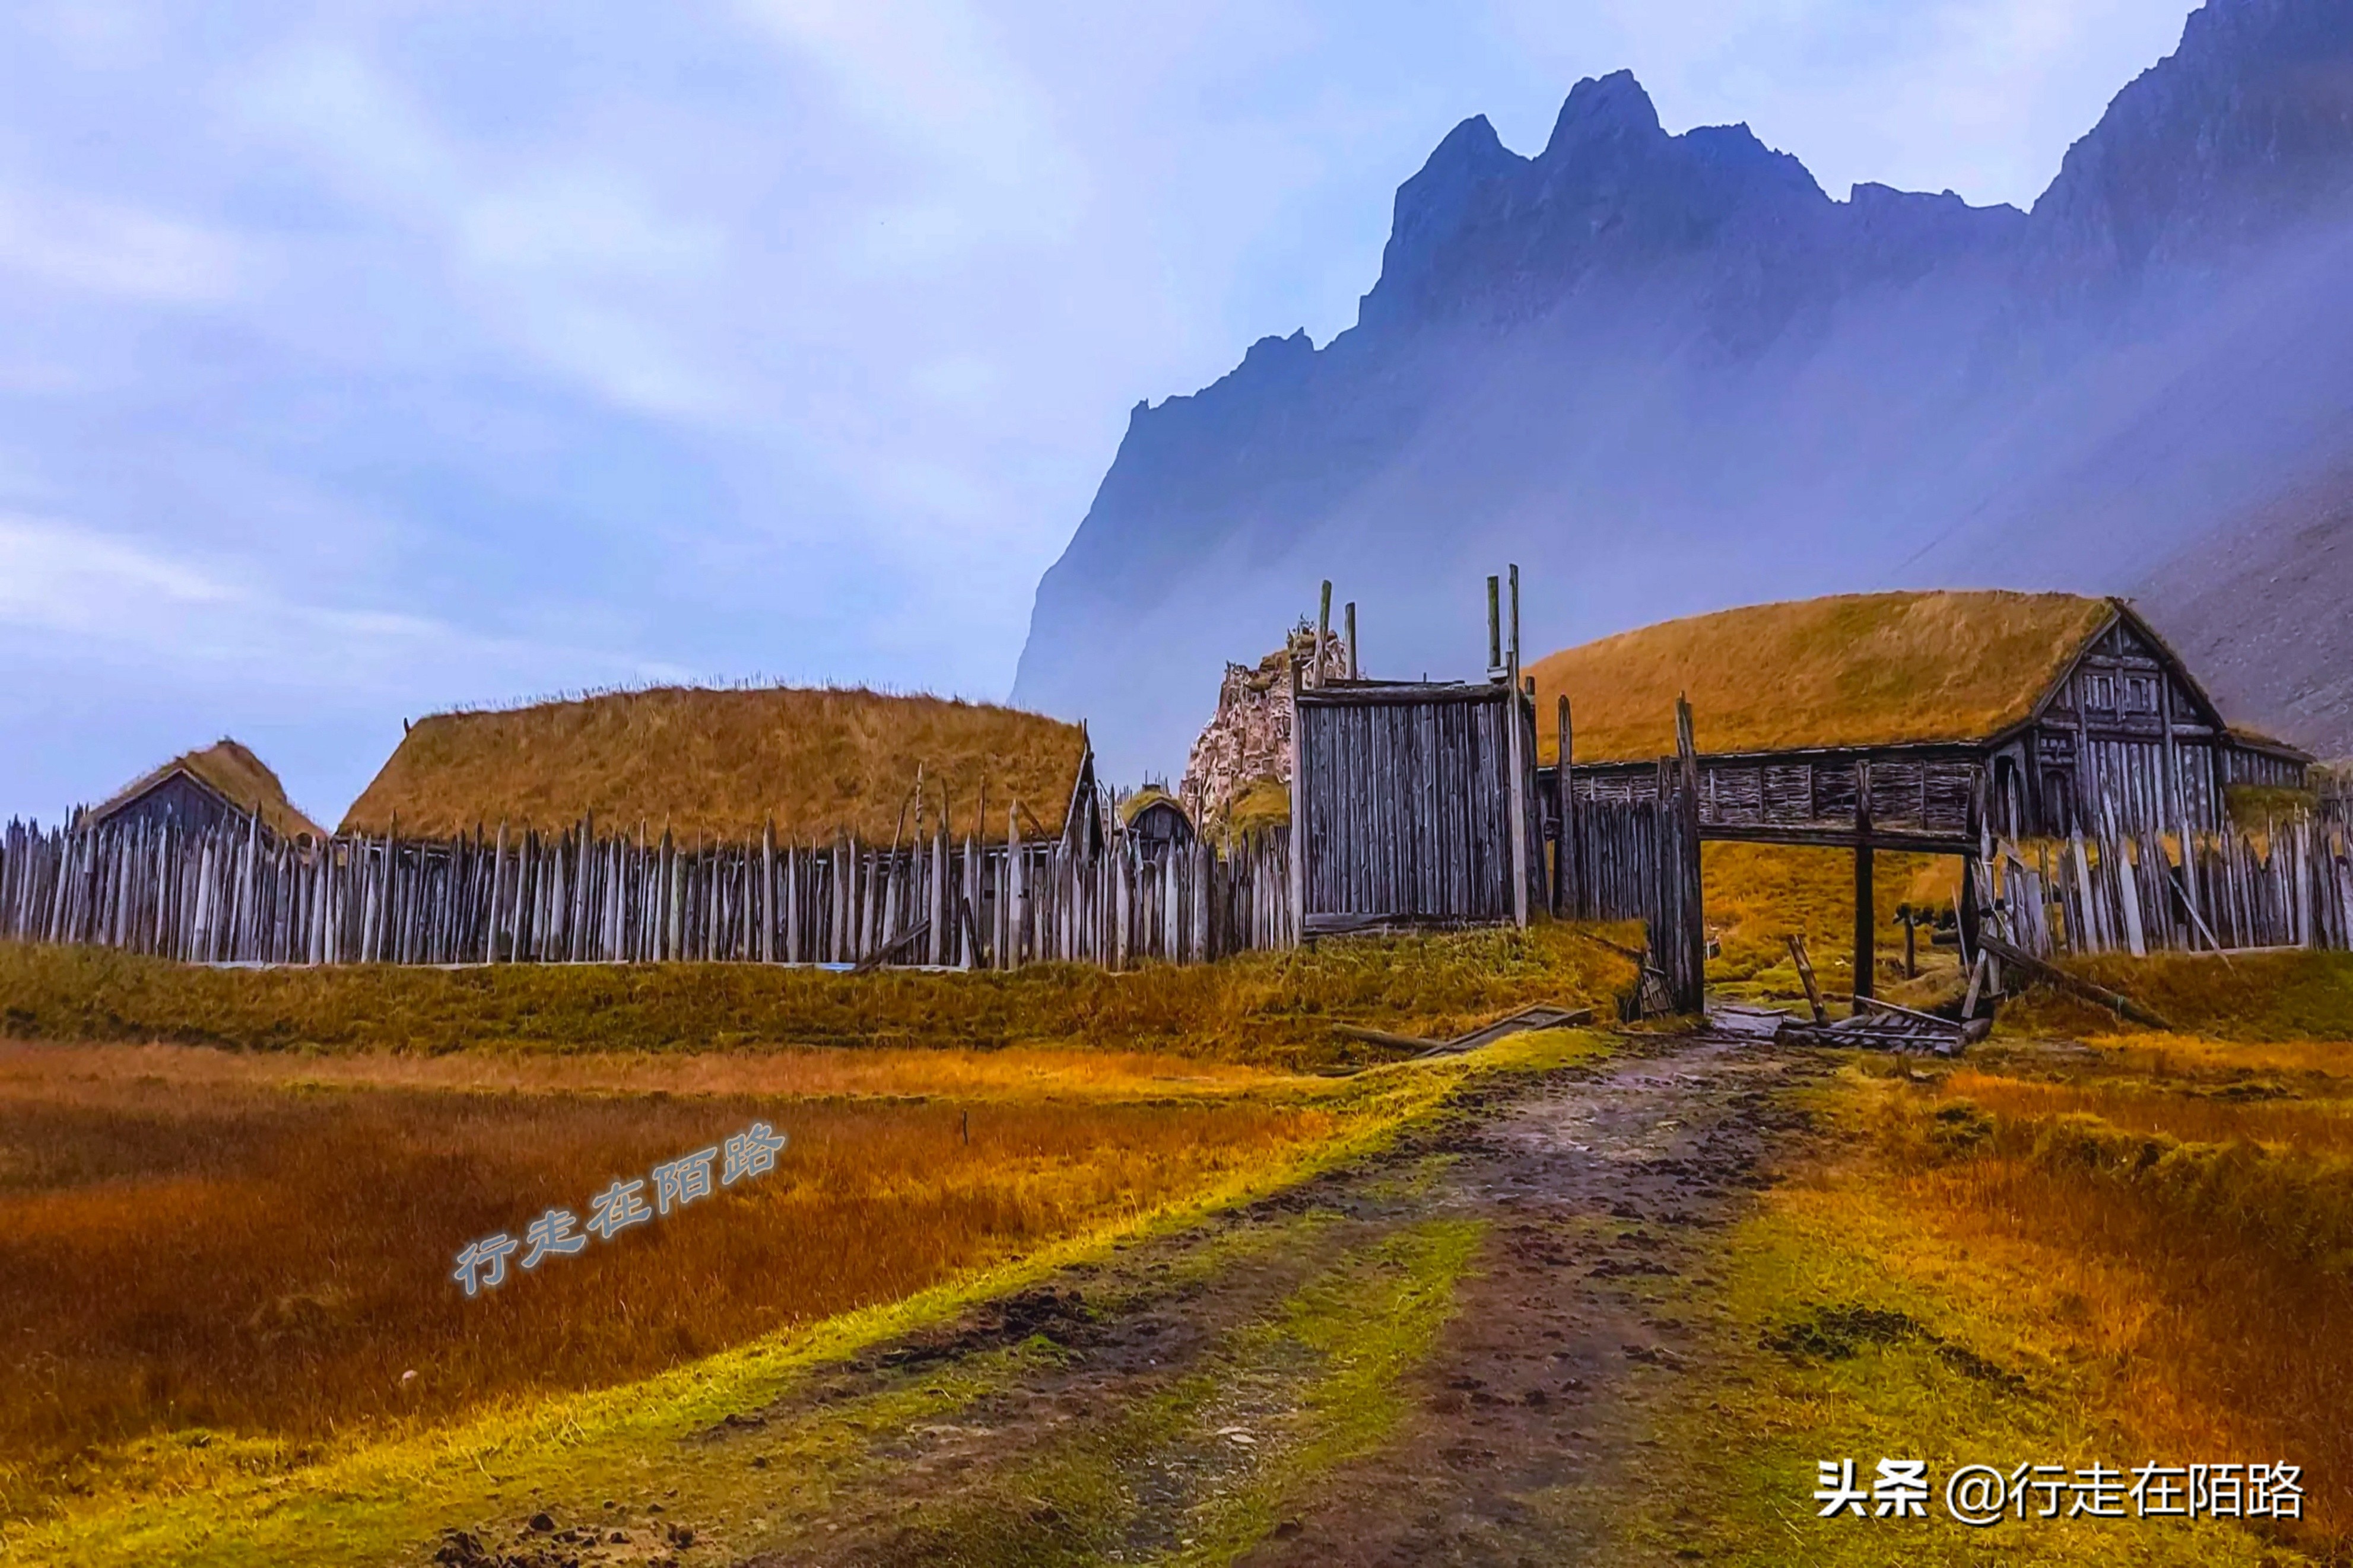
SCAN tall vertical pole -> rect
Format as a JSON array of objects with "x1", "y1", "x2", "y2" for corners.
[
  {"x1": 1556, "y1": 694, "x2": 1574, "y2": 918},
  {"x1": 1344, "y1": 601, "x2": 1358, "y2": 680},
  {"x1": 1853, "y1": 759, "x2": 1875, "y2": 1002},
  {"x1": 1486, "y1": 576, "x2": 1501, "y2": 673},
  {"x1": 1675, "y1": 695, "x2": 1706, "y2": 1012},
  {"x1": 1506, "y1": 676, "x2": 1529, "y2": 928},
  {"x1": 1316, "y1": 580, "x2": 1332, "y2": 689},
  {"x1": 1287, "y1": 650, "x2": 1307, "y2": 944},
  {"x1": 1508, "y1": 564, "x2": 1521, "y2": 671},
  {"x1": 1510, "y1": 564, "x2": 1529, "y2": 924}
]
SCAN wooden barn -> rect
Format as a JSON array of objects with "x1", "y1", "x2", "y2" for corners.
[
  {"x1": 1529, "y1": 591, "x2": 2311, "y2": 847},
  {"x1": 82, "y1": 739, "x2": 325, "y2": 843},
  {"x1": 1117, "y1": 786, "x2": 1196, "y2": 857},
  {"x1": 341, "y1": 685, "x2": 1098, "y2": 851}
]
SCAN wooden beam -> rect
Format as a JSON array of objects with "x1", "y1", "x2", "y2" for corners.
[
  {"x1": 1979, "y1": 934, "x2": 2174, "y2": 1029},
  {"x1": 1853, "y1": 758, "x2": 1875, "y2": 1001},
  {"x1": 1695, "y1": 823, "x2": 1974, "y2": 854}
]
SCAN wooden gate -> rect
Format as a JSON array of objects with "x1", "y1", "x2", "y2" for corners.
[{"x1": 1290, "y1": 675, "x2": 1544, "y2": 936}]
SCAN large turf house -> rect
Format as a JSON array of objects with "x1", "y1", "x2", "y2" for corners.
[
  {"x1": 341, "y1": 686, "x2": 1100, "y2": 851},
  {"x1": 1528, "y1": 590, "x2": 2310, "y2": 844}
]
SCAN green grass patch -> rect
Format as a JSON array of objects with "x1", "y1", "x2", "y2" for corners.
[{"x1": 0, "y1": 925, "x2": 1636, "y2": 1068}]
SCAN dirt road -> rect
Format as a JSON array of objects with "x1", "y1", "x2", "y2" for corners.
[
  {"x1": 692, "y1": 1032, "x2": 1823, "y2": 1567},
  {"x1": 434, "y1": 1032, "x2": 1822, "y2": 1568}
]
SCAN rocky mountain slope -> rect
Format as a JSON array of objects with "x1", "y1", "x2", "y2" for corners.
[{"x1": 1014, "y1": 0, "x2": 2353, "y2": 777}]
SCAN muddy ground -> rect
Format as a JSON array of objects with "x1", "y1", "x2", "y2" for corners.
[{"x1": 437, "y1": 1032, "x2": 1825, "y2": 1568}]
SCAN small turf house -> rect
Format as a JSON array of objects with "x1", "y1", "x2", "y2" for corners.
[
  {"x1": 340, "y1": 686, "x2": 1100, "y2": 851},
  {"x1": 1527, "y1": 590, "x2": 2310, "y2": 844},
  {"x1": 83, "y1": 739, "x2": 326, "y2": 842}
]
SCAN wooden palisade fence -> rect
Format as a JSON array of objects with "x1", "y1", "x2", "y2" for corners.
[
  {"x1": 0, "y1": 806, "x2": 1297, "y2": 970},
  {"x1": 1987, "y1": 813, "x2": 2353, "y2": 959}
]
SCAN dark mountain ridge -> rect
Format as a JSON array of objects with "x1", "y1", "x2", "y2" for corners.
[{"x1": 1015, "y1": 0, "x2": 2353, "y2": 777}]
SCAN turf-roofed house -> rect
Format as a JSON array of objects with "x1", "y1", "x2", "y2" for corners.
[
  {"x1": 1528, "y1": 590, "x2": 2312, "y2": 848},
  {"x1": 341, "y1": 685, "x2": 1099, "y2": 850},
  {"x1": 81, "y1": 739, "x2": 326, "y2": 843}
]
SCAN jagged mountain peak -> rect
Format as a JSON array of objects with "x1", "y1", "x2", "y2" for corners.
[
  {"x1": 2034, "y1": 0, "x2": 2353, "y2": 269},
  {"x1": 1015, "y1": 0, "x2": 2353, "y2": 780},
  {"x1": 1540, "y1": 69, "x2": 1665, "y2": 158}
]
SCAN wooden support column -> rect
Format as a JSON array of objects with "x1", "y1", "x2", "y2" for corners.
[
  {"x1": 1556, "y1": 694, "x2": 1575, "y2": 918},
  {"x1": 1344, "y1": 601, "x2": 1358, "y2": 680},
  {"x1": 1853, "y1": 759, "x2": 1875, "y2": 1001},
  {"x1": 1674, "y1": 695, "x2": 1706, "y2": 1011},
  {"x1": 1287, "y1": 651, "x2": 1307, "y2": 943},
  {"x1": 1507, "y1": 679, "x2": 1529, "y2": 929},
  {"x1": 1960, "y1": 776, "x2": 1984, "y2": 965}
]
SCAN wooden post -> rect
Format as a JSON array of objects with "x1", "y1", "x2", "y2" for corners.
[
  {"x1": 1557, "y1": 694, "x2": 1576, "y2": 918},
  {"x1": 1787, "y1": 934, "x2": 1828, "y2": 1025},
  {"x1": 1344, "y1": 600, "x2": 1358, "y2": 680},
  {"x1": 1316, "y1": 580, "x2": 1332, "y2": 688},
  {"x1": 1853, "y1": 759, "x2": 1875, "y2": 1001},
  {"x1": 1485, "y1": 575, "x2": 1501, "y2": 673},
  {"x1": 1507, "y1": 678, "x2": 1530, "y2": 930},
  {"x1": 1287, "y1": 650, "x2": 1307, "y2": 941},
  {"x1": 1507, "y1": 563, "x2": 1520, "y2": 670},
  {"x1": 1674, "y1": 695, "x2": 1705, "y2": 1010}
]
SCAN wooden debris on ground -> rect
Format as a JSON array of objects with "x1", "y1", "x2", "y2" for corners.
[{"x1": 1330, "y1": 1001, "x2": 1596, "y2": 1059}]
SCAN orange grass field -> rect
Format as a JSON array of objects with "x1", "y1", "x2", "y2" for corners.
[
  {"x1": 1858, "y1": 1049, "x2": 2353, "y2": 1551},
  {"x1": 0, "y1": 1042, "x2": 1339, "y2": 1521}
]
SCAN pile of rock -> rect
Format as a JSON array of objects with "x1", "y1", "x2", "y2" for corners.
[{"x1": 1179, "y1": 622, "x2": 1346, "y2": 838}]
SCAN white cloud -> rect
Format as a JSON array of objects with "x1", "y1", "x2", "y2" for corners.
[
  {"x1": 0, "y1": 516, "x2": 235, "y2": 631},
  {"x1": 0, "y1": 187, "x2": 244, "y2": 302}
]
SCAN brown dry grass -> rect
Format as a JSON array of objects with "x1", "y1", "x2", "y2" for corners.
[
  {"x1": 0, "y1": 1040, "x2": 1293, "y2": 1105},
  {"x1": 339, "y1": 686, "x2": 1087, "y2": 842},
  {"x1": 1526, "y1": 589, "x2": 2111, "y2": 763},
  {"x1": 1999, "y1": 950, "x2": 2353, "y2": 1044},
  {"x1": 1852, "y1": 1052, "x2": 2353, "y2": 1551},
  {"x1": 94, "y1": 739, "x2": 326, "y2": 841},
  {"x1": 0, "y1": 1054, "x2": 1336, "y2": 1519},
  {"x1": 0, "y1": 925, "x2": 1636, "y2": 1068},
  {"x1": 1703, "y1": 841, "x2": 1963, "y2": 989}
]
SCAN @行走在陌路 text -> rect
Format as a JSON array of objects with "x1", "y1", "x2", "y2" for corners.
[{"x1": 450, "y1": 1120, "x2": 788, "y2": 1296}]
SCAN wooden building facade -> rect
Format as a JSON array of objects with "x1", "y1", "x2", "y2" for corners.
[
  {"x1": 81, "y1": 739, "x2": 325, "y2": 844},
  {"x1": 1535, "y1": 594, "x2": 2310, "y2": 848}
]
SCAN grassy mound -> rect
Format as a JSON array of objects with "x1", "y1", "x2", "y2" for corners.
[
  {"x1": 341, "y1": 686, "x2": 1087, "y2": 842},
  {"x1": 0, "y1": 924, "x2": 1638, "y2": 1067}
]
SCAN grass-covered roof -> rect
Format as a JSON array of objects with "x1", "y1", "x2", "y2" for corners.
[
  {"x1": 340, "y1": 686, "x2": 1090, "y2": 844},
  {"x1": 96, "y1": 739, "x2": 327, "y2": 841},
  {"x1": 1528, "y1": 590, "x2": 2117, "y2": 764}
]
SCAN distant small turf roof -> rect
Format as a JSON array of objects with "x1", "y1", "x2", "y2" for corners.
[
  {"x1": 93, "y1": 739, "x2": 327, "y2": 840},
  {"x1": 1528, "y1": 590, "x2": 2122, "y2": 764},
  {"x1": 339, "y1": 685, "x2": 1091, "y2": 844}
]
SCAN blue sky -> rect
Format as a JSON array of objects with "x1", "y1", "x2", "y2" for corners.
[{"x1": 0, "y1": 0, "x2": 2198, "y2": 825}]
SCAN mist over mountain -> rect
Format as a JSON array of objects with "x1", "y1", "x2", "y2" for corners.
[{"x1": 1012, "y1": 0, "x2": 2353, "y2": 780}]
